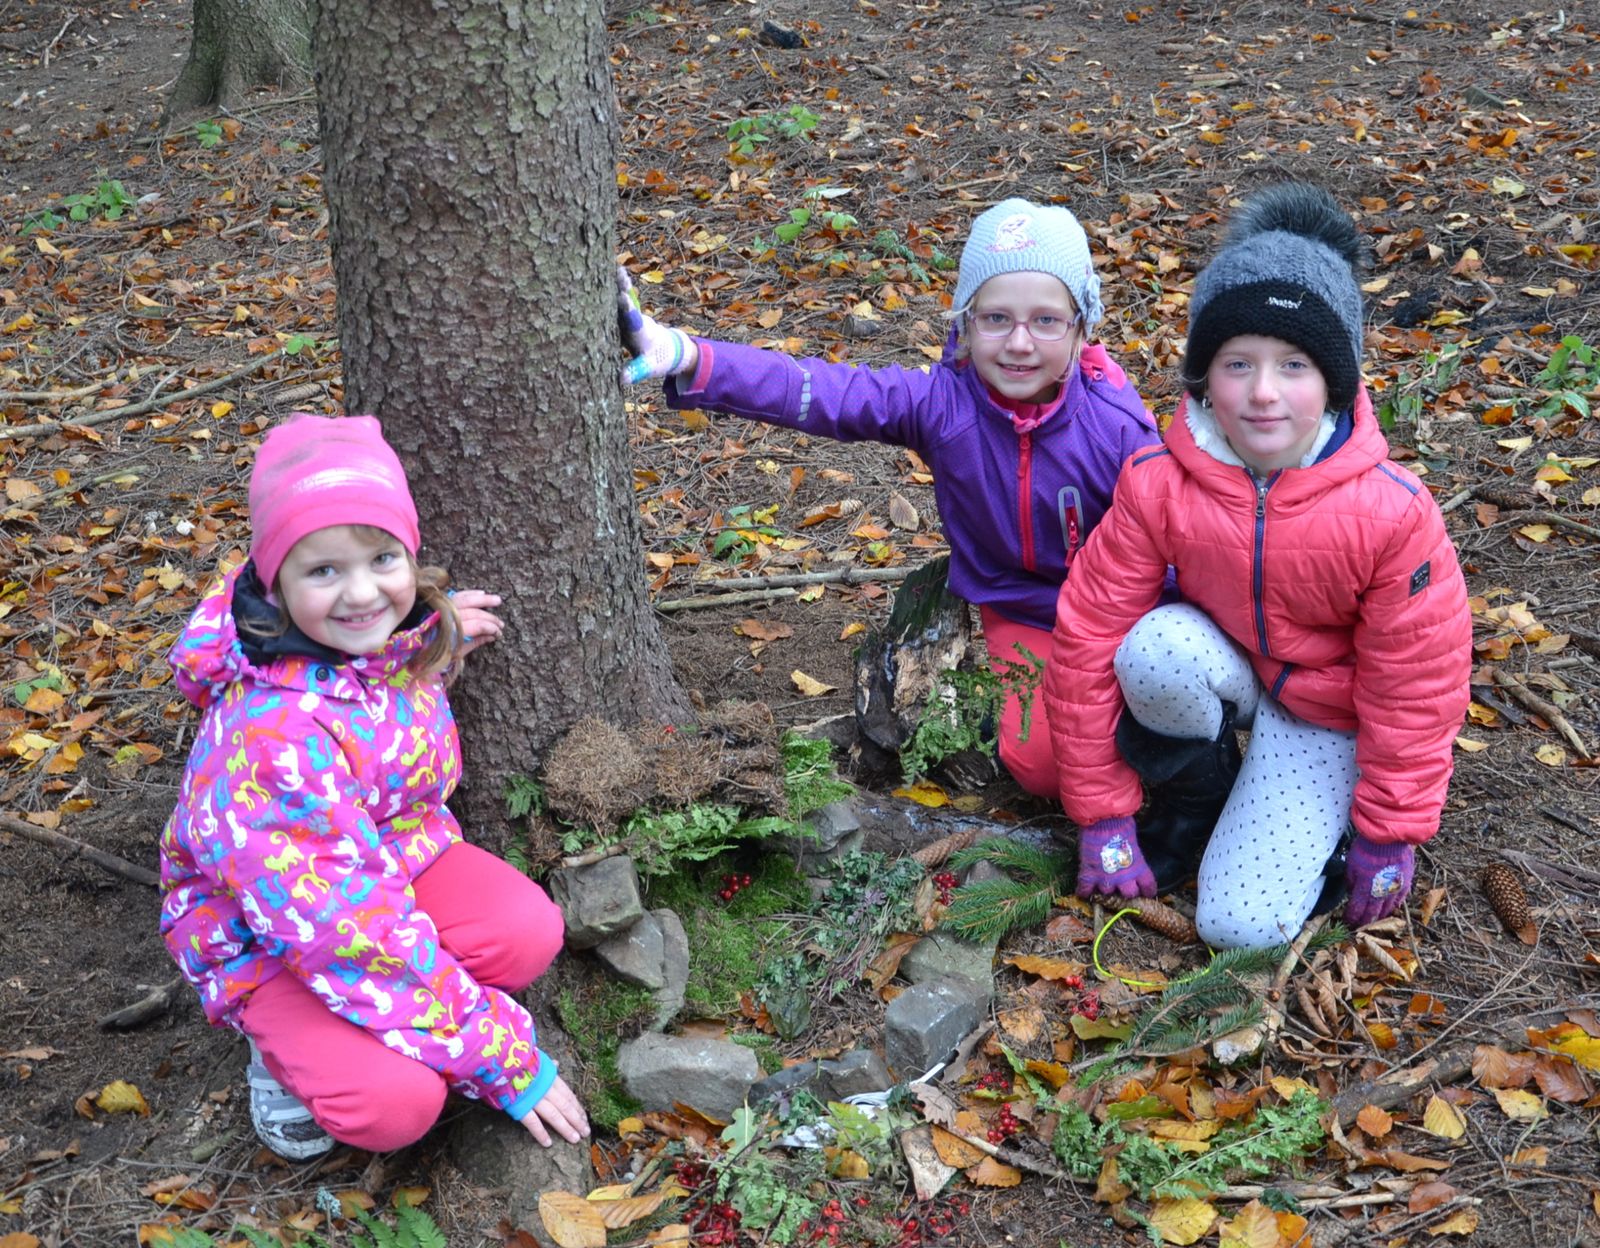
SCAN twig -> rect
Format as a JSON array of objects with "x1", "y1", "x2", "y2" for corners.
[
  {"x1": 655, "y1": 587, "x2": 798, "y2": 612},
  {"x1": 1498, "y1": 848, "x2": 1600, "y2": 892},
  {"x1": 6, "y1": 463, "x2": 151, "y2": 511},
  {"x1": 0, "y1": 378, "x2": 105, "y2": 404},
  {"x1": 0, "y1": 353, "x2": 280, "y2": 442},
  {"x1": 1438, "y1": 487, "x2": 1474, "y2": 514},
  {"x1": 559, "y1": 844, "x2": 625, "y2": 870},
  {"x1": 98, "y1": 976, "x2": 183, "y2": 1030},
  {"x1": 1261, "y1": 913, "x2": 1329, "y2": 1045},
  {"x1": 670, "y1": 564, "x2": 921, "y2": 595},
  {"x1": 35, "y1": 10, "x2": 73, "y2": 65},
  {"x1": 1490, "y1": 668, "x2": 1591, "y2": 758},
  {"x1": 0, "y1": 812, "x2": 159, "y2": 887}
]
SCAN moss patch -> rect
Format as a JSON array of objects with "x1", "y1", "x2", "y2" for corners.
[{"x1": 552, "y1": 975, "x2": 654, "y2": 1131}]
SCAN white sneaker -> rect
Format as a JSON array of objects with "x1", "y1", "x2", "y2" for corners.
[{"x1": 246, "y1": 1040, "x2": 335, "y2": 1160}]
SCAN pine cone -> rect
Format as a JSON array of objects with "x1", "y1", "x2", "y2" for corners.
[
  {"x1": 1482, "y1": 862, "x2": 1537, "y2": 945},
  {"x1": 1097, "y1": 894, "x2": 1198, "y2": 944}
]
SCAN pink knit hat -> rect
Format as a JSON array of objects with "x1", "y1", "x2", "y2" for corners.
[{"x1": 248, "y1": 414, "x2": 420, "y2": 588}]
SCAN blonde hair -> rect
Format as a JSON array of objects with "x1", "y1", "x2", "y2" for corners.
[{"x1": 242, "y1": 524, "x2": 467, "y2": 684}]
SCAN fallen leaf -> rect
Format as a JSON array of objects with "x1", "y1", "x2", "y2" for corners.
[
  {"x1": 95, "y1": 1080, "x2": 150, "y2": 1116},
  {"x1": 1409, "y1": 1181, "x2": 1460, "y2": 1213},
  {"x1": 1378, "y1": 1149, "x2": 1452, "y2": 1173},
  {"x1": 1217, "y1": 1200, "x2": 1281, "y2": 1248},
  {"x1": 539, "y1": 1191, "x2": 606, "y2": 1248},
  {"x1": 930, "y1": 1124, "x2": 987, "y2": 1168},
  {"x1": 645, "y1": 1226, "x2": 692, "y2": 1245},
  {"x1": 1518, "y1": 523, "x2": 1553, "y2": 543},
  {"x1": 839, "y1": 620, "x2": 866, "y2": 640},
  {"x1": 1534, "y1": 743, "x2": 1567, "y2": 767},
  {"x1": 1507, "y1": 1146, "x2": 1548, "y2": 1167},
  {"x1": 1356, "y1": 1104, "x2": 1394, "y2": 1137},
  {"x1": 965, "y1": 1156, "x2": 1021, "y2": 1187},
  {"x1": 1005, "y1": 954, "x2": 1087, "y2": 981},
  {"x1": 1427, "y1": 1208, "x2": 1479, "y2": 1236},
  {"x1": 1547, "y1": 1029, "x2": 1600, "y2": 1072},
  {"x1": 891, "y1": 779, "x2": 948, "y2": 807},
  {"x1": 1094, "y1": 1155, "x2": 1131, "y2": 1204},
  {"x1": 1023, "y1": 1059, "x2": 1073, "y2": 1090},
  {"x1": 1472, "y1": 1044, "x2": 1535, "y2": 1089},
  {"x1": 597, "y1": 1191, "x2": 674, "y2": 1230},
  {"x1": 736, "y1": 618, "x2": 793, "y2": 642},
  {"x1": 790, "y1": 670, "x2": 836, "y2": 696},
  {"x1": 888, "y1": 493, "x2": 920, "y2": 530},
  {"x1": 1045, "y1": 911, "x2": 1095, "y2": 943},
  {"x1": 1071, "y1": 1013, "x2": 1134, "y2": 1041},
  {"x1": 826, "y1": 1146, "x2": 871, "y2": 1179},
  {"x1": 1491, "y1": 1087, "x2": 1547, "y2": 1121},
  {"x1": 1147, "y1": 1196, "x2": 1217, "y2": 1244},
  {"x1": 1531, "y1": 1054, "x2": 1592, "y2": 1103},
  {"x1": 998, "y1": 1005, "x2": 1045, "y2": 1045},
  {"x1": 1422, "y1": 1094, "x2": 1466, "y2": 1140}
]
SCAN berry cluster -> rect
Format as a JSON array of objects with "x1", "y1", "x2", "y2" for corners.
[
  {"x1": 932, "y1": 871, "x2": 958, "y2": 906},
  {"x1": 975, "y1": 1071, "x2": 1012, "y2": 1093},
  {"x1": 1075, "y1": 988, "x2": 1102, "y2": 1022},
  {"x1": 798, "y1": 1198, "x2": 849, "y2": 1244},
  {"x1": 690, "y1": 1201, "x2": 743, "y2": 1246},
  {"x1": 886, "y1": 1197, "x2": 968, "y2": 1248},
  {"x1": 718, "y1": 872, "x2": 754, "y2": 903},
  {"x1": 987, "y1": 1103, "x2": 1021, "y2": 1144}
]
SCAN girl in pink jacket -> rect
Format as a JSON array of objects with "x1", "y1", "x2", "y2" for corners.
[
  {"x1": 160, "y1": 415, "x2": 588, "y2": 1159},
  {"x1": 1045, "y1": 184, "x2": 1471, "y2": 949}
]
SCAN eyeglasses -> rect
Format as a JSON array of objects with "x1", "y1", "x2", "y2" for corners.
[{"x1": 967, "y1": 310, "x2": 1079, "y2": 341}]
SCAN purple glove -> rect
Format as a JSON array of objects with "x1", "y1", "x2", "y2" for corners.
[
  {"x1": 617, "y1": 266, "x2": 698, "y2": 385},
  {"x1": 1075, "y1": 816, "x2": 1157, "y2": 899},
  {"x1": 1344, "y1": 836, "x2": 1415, "y2": 927}
]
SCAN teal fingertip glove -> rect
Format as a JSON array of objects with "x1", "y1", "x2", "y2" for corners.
[{"x1": 616, "y1": 266, "x2": 695, "y2": 386}]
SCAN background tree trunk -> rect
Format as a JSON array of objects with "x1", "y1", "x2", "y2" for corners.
[
  {"x1": 164, "y1": 0, "x2": 312, "y2": 123},
  {"x1": 312, "y1": 0, "x2": 689, "y2": 840}
]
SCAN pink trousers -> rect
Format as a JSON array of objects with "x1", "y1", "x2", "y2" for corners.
[
  {"x1": 980, "y1": 606, "x2": 1059, "y2": 800},
  {"x1": 239, "y1": 842, "x2": 564, "y2": 1152}
]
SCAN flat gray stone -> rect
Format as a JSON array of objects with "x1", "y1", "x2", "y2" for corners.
[
  {"x1": 548, "y1": 856, "x2": 643, "y2": 950},
  {"x1": 826, "y1": 1048, "x2": 892, "y2": 1099},
  {"x1": 748, "y1": 1059, "x2": 829, "y2": 1108},
  {"x1": 793, "y1": 828, "x2": 864, "y2": 873},
  {"x1": 900, "y1": 932, "x2": 996, "y2": 994},
  {"x1": 617, "y1": 1033, "x2": 761, "y2": 1120},
  {"x1": 594, "y1": 911, "x2": 664, "y2": 989},
  {"x1": 884, "y1": 979, "x2": 987, "y2": 1081},
  {"x1": 809, "y1": 798, "x2": 862, "y2": 847},
  {"x1": 650, "y1": 908, "x2": 689, "y2": 1030}
]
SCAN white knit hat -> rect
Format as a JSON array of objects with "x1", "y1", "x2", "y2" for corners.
[{"x1": 952, "y1": 198, "x2": 1103, "y2": 330}]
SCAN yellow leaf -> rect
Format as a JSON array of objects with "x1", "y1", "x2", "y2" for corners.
[
  {"x1": 0, "y1": 1234, "x2": 42, "y2": 1248},
  {"x1": 210, "y1": 401, "x2": 233, "y2": 419},
  {"x1": 1270, "y1": 1075, "x2": 1315, "y2": 1100},
  {"x1": 1422, "y1": 1095, "x2": 1466, "y2": 1140},
  {"x1": 965, "y1": 1156, "x2": 1022, "y2": 1187},
  {"x1": 891, "y1": 779, "x2": 949, "y2": 807},
  {"x1": 616, "y1": 1116, "x2": 645, "y2": 1136},
  {"x1": 757, "y1": 308, "x2": 783, "y2": 329},
  {"x1": 1491, "y1": 176, "x2": 1526, "y2": 197},
  {"x1": 930, "y1": 1124, "x2": 988, "y2": 1168},
  {"x1": 539, "y1": 1191, "x2": 606, "y2": 1248},
  {"x1": 23, "y1": 687, "x2": 65, "y2": 714},
  {"x1": 998, "y1": 1004, "x2": 1045, "y2": 1044},
  {"x1": 641, "y1": 271, "x2": 665, "y2": 284},
  {"x1": 1427, "y1": 1208, "x2": 1480, "y2": 1236},
  {"x1": 790, "y1": 670, "x2": 837, "y2": 697},
  {"x1": 646, "y1": 1225, "x2": 692, "y2": 1245},
  {"x1": 1535, "y1": 460, "x2": 1573, "y2": 484},
  {"x1": 1023, "y1": 1059, "x2": 1073, "y2": 1089},
  {"x1": 825, "y1": 1146, "x2": 871, "y2": 1179},
  {"x1": 1453, "y1": 736, "x2": 1491, "y2": 753},
  {"x1": 1004, "y1": 954, "x2": 1087, "y2": 981},
  {"x1": 1492, "y1": 1088, "x2": 1548, "y2": 1121},
  {"x1": 1548, "y1": 1030, "x2": 1600, "y2": 1072},
  {"x1": 1518, "y1": 524, "x2": 1553, "y2": 543},
  {"x1": 598, "y1": 1191, "x2": 674, "y2": 1229},
  {"x1": 1427, "y1": 309, "x2": 1468, "y2": 327},
  {"x1": 1507, "y1": 1146, "x2": 1548, "y2": 1167},
  {"x1": 839, "y1": 620, "x2": 866, "y2": 640},
  {"x1": 34, "y1": 237, "x2": 59, "y2": 257},
  {"x1": 95, "y1": 1080, "x2": 151, "y2": 1116},
  {"x1": 1151, "y1": 1119, "x2": 1221, "y2": 1144},
  {"x1": 1217, "y1": 1200, "x2": 1281, "y2": 1248},
  {"x1": 1361, "y1": 276, "x2": 1391, "y2": 294},
  {"x1": 1534, "y1": 743, "x2": 1567, "y2": 767},
  {"x1": 1497, "y1": 435, "x2": 1533, "y2": 452},
  {"x1": 1147, "y1": 1196, "x2": 1218, "y2": 1244}
]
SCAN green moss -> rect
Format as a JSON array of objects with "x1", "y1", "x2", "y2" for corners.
[
  {"x1": 731, "y1": 1032, "x2": 784, "y2": 1075},
  {"x1": 553, "y1": 979, "x2": 653, "y2": 1131},
  {"x1": 648, "y1": 853, "x2": 810, "y2": 1018}
]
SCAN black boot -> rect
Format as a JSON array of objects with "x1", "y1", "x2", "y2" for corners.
[
  {"x1": 1311, "y1": 826, "x2": 1354, "y2": 917},
  {"x1": 1115, "y1": 703, "x2": 1243, "y2": 892}
]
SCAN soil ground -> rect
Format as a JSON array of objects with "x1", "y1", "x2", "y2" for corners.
[{"x1": 2, "y1": 2, "x2": 1599, "y2": 1247}]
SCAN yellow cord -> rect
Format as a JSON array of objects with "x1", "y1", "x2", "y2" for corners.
[{"x1": 1091, "y1": 907, "x2": 1215, "y2": 990}]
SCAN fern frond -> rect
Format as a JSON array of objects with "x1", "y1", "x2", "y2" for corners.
[{"x1": 940, "y1": 877, "x2": 1055, "y2": 942}]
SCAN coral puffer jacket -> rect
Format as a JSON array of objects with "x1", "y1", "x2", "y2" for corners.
[
  {"x1": 159, "y1": 565, "x2": 555, "y2": 1120},
  {"x1": 1045, "y1": 387, "x2": 1471, "y2": 847}
]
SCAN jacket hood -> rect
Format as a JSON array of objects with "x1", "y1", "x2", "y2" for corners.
[{"x1": 169, "y1": 562, "x2": 436, "y2": 709}]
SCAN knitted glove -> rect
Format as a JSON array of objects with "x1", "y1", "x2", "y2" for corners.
[
  {"x1": 617, "y1": 266, "x2": 698, "y2": 385},
  {"x1": 1344, "y1": 836, "x2": 1415, "y2": 927},
  {"x1": 1075, "y1": 816, "x2": 1157, "y2": 900}
]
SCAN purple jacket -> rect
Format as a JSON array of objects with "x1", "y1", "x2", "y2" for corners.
[{"x1": 666, "y1": 335, "x2": 1158, "y2": 630}]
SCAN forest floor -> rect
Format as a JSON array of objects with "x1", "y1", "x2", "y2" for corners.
[{"x1": 2, "y1": 1, "x2": 1600, "y2": 1247}]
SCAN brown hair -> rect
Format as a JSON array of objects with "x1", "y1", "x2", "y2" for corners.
[{"x1": 244, "y1": 524, "x2": 467, "y2": 684}]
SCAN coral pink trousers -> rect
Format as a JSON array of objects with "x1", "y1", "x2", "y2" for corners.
[
  {"x1": 979, "y1": 606, "x2": 1059, "y2": 800},
  {"x1": 239, "y1": 842, "x2": 564, "y2": 1151}
]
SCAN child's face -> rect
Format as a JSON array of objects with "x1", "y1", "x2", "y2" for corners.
[
  {"x1": 966, "y1": 271, "x2": 1082, "y2": 405},
  {"x1": 276, "y1": 525, "x2": 417, "y2": 655},
  {"x1": 1204, "y1": 335, "x2": 1329, "y2": 474}
]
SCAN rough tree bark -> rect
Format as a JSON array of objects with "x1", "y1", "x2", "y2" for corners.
[
  {"x1": 312, "y1": 0, "x2": 690, "y2": 838},
  {"x1": 163, "y1": 0, "x2": 312, "y2": 123}
]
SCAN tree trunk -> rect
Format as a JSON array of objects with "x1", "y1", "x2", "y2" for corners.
[
  {"x1": 164, "y1": 0, "x2": 312, "y2": 124},
  {"x1": 312, "y1": 0, "x2": 690, "y2": 841}
]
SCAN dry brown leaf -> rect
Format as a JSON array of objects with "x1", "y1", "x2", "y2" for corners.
[
  {"x1": 930, "y1": 1124, "x2": 987, "y2": 1168},
  {"x1": 1471, "y1": 1044, "x2": 1535, "y2": 1089},
  {"x1": 861, "y1": 933, "x2": 921, "y2": 992},
  {"x1": 1147, "y1": 1196, "x2": 1218, "y2": 1244},
  {"x1": 1422, "y1": 1094, "x2": 1466, "y2": 1140},
  {"x1": 1004, "y1": 953, "x2": 1087, "y2": 981},
  {"x1": 1533, "y1": 1054, "x2": 1595, "y2": 1102},
  {"x1": 598, "y1": 1191, "x2": 673, "y2": 1230},
  {"x1": 998, "y1": 1004, "x2": 1045, "y2": 1045},
  {"x1": 645, "y1": 1226, "x2": 692, "y2": 1246},
  {"x1": 1409, "y1": 1181, "x2": 1460, "y2": 1214},
  {"x1": 888, "y1": 492, "x2": 920, "y2": 530},
  {"x1": 3, "y1": 1235, "x2": 43, "y2": 1248},
  {"x1": 735, "y1": 618, "x2": 793, "y2": 642},
  {"x1": 1094, "y1": 1155, "x2": 1131, "y2": 1204},
  {"x1": 1379, "y1": 1149, "x2": 1453, "y2": 1173},
  {"x1": 965, "y1": 1156, "x2": 1022, "y2": 1187},
  {"x1": 1217, "y1": 1199, "x2": 1281, "y2": 1248},
  {"x1": 1506, "y1": 1146, "x2": 1548, "y2": 1168},
  {"x1": 1355, "y1": 1104, "x2": 1394, "y2": 1137},
  {"x1": 539, "y1": 1191, "x2": 605, "y2": 1248},
  {"x1": 1426, "y1": 1208, "x2": 1480, "y2": 1236},
  {"x1": 1044, "y1": 911, "x2": 1095, "y2": 944}
]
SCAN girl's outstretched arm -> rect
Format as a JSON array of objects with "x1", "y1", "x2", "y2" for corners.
[
  {"x1": 451, "y1": 588, "x2": 504, "y2": 660},
  {"x1": 618, "y1": 266, "x2": 700, "y2": 385}
]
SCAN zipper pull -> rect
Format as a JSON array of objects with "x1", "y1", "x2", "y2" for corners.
[{"x1": 1256, "y1": 479, "x2": 1268, "y2": 518}]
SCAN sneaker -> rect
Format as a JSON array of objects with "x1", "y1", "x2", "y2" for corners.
[{"x1": 246, "y1": 1040, "x2": 335, "y2": 1160}]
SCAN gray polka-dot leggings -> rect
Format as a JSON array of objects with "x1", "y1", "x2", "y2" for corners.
[{"x1": 1114, "y1": 604, "x2": 1358, "y2": 950}]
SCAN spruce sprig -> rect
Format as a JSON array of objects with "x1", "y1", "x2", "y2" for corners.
[{"x1": 940, "y1": 838, "x2": 1074, "y2": 942}]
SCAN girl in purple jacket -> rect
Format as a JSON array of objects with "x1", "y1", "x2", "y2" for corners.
[
  {"x1": 618, "y1": 199, "x2": 1159, "y2": 799},
  {"x1": 160, "y1": 415, "x2": 588, "y2": 1160}
]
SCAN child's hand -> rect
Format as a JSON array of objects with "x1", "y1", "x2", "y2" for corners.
[
  {"x1": 1344, "y1": 837, "x2": 1414, "y2": 927},
  {"x1": 451, "y1": 589, "x2": 504, "y2": 659},
  {"x1": 617, "y1": 266, "x2": 699, "y2": 385},
  {"x1": 1075, "y1": 816, "x2": 1157, "y2": 899},
  {"x1": 519, "y1": 1075, "x2": 590, "y2": 1148}
]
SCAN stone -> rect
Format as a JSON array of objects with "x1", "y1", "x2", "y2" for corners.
[
  {"x1": 548, "y1": 855, "x2": 643, "y2": 950},
  {"x1": 962, "y1": 859, "x2": 1006, "y2": 886},
  {"x1": 808, "y1": 798, "x2": 862, "y2": 848},
  {"x1": 792, "y1": 828, "x2": 864, "y2": 873},
  {"x1": 617, "y1": 1033, "x2": 761, "y2": 1120},
  {"x1": 593, "y1": 911, "x2": 664, "y2": 989},
  {"x1": 445, "y1": 1105, "x2": 591, "y2": 1247},
  {"x1": 650, "y1": 908, "x2": 689, "y2": 1030},
  {"x1": 825, "y1": 1048, "x2": 892, "y2": 1099},
  {"x1": 748, "y1": 1060, "x2": 829, "y2": 1108},
  {"x1": 899, "y1": 931, "x2": 997, "y2": 995},
  {"x1": 884, "y1": 979, "x2": 987, "y2": 1081}
]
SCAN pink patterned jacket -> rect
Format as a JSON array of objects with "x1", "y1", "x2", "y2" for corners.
[{"x1": 158, "y1": 566, "x2": 554, "y2": 1119}]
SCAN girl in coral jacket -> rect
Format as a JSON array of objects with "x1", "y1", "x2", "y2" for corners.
[
  {"x1": 1045, "y1": 184, "x2": 1472, "y2": 950},
  {"x1": 618, "y1": 199, "x2": 1160, "y2": 798},
  {"x1": 159, "y1": 415, "x2": 589, "y2": 1159}
]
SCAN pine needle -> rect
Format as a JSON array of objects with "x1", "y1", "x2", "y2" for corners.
[{"x1": 941, "y1": 877, "x2": 1056, "y2": 942}]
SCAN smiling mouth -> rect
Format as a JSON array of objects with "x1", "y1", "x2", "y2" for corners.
[{"x1": 335, "y1": 610, "x2": 385, "y2": 626}]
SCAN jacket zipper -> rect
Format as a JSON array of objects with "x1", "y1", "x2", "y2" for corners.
[
  {"x1": 1058, "y1": 485, "x2": 1082, "y2": 570},
  {"x1": 1017, "y1": 431, "x2": 1036, "y2": 571},
  {"x1": 1250, "y1": 470, "x2": 1278, "y2": 657}
]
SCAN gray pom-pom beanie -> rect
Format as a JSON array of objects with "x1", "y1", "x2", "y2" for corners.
[
  {"x1": 1182, "y1": 183, "x2": 1366, "y2": 412},
  {"x1": 953, "y1": 198, "x2": 1104, "y2": 331}
]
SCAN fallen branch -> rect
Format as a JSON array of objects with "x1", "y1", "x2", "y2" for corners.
[
  {"x1": 655, "y1": 587, "x2": 798, "y2": 612},
  {"x1": 0, "y1": 378, "x2": 106, "y2": 404},
  {"x1": 0, "y1": 812, "x2": 159, "y2": 887},
  {"x1": 6, "y1": 463, "x2": 151, "y2": 511},
  {"x1": 0, "y1": 354, "x2": 281, "y2": 442},
  {"x1": 559, "y1": 844, "x2": 626, "y2": 870},
  {"x1": 1259, "y1": 913, "x2": 1330, "y2": 1048},
  {"x1": 98, "y1": 976, "x2": 184, "y2": 1030},
  {"x1": 1491, "y1": 667, "x2": 1591, "y2": 758},
  {"x1": 1498, "y1": 847, "x2": 1600, "y2": 892},
  {"x1": 655, "y1": 563, "x2": 922, "y2": 612}
]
